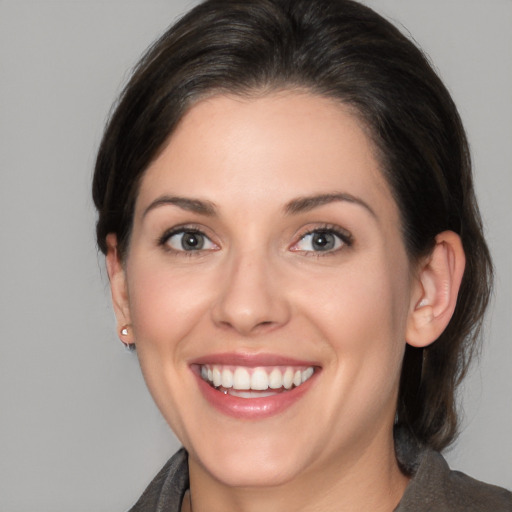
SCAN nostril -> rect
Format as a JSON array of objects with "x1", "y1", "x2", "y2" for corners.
[
  {"x1": 251, "y1": 320, "x2": 280, "y2": 334},
  {"x1": 215, "y1": 318, "x2": 280, "y2": 336}
]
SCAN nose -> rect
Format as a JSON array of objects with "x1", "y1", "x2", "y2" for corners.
[{"x1": 211, "y1": 249, "x2": 291, "y2": 336}]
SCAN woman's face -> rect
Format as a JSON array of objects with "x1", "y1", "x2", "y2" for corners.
[{"x1": 118, "y1": 92, "x2": 420, "y2": 487}]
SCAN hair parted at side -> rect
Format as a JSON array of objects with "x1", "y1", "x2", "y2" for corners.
[{"x1": 93, "y1": 0, "x2": 493, "y2": 452}]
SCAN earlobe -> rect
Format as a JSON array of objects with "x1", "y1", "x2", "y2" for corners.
[
  {"x1": 406, "y1": 231, "x2": 466, "y2": 348},
  {"x1": 105, "y1": 234, "x2": 134, "y2": 344}
]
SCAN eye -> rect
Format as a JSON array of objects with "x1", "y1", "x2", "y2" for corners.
[
  {"x1": 292, "y1": 228, "x2": 350, "y2": 253},
  {"x1": 163, "y1": 229, "x2": 216, "y2": 252}
]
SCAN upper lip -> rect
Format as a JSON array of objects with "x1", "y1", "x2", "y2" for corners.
[{"x1": 189, "y1": 352, "x2": 320, "y2": 368}]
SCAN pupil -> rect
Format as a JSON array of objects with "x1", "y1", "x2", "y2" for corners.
[
  {"x1": 312, "y1": 232, "x2": 334, "y2": 251},
  {"x1": 182, "y1": 232, "x2": 203, "y2": 250}
]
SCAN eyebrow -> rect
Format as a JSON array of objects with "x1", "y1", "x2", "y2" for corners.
[
  {"x1": 284, "y1": 193, "x2": 376, "y2": 218},
  {"x1": 142, "y1": 192, "x2": 376, "y2": 219},
  {"x1": 142, "y1": 196, "x2": 217, "y2": 218}
]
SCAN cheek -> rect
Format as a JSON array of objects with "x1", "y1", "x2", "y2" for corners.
[
  {"x1": 123, "y1": 259, "x2": 219, "y2": 440},
  {"x1": 126, "y1": 261, "x2": 216, "y2": 351},
  {"x1": 299, "y1": 251, "x2": 411, "y2": 384}
]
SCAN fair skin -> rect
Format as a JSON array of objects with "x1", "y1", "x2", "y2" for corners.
[{"x1": 107, "y1": 92, "x2": 465, "y2": 512}]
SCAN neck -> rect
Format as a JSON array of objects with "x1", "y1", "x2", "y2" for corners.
[{"x1": 185, "y1": 431, "x2": 409, "y2": 512}]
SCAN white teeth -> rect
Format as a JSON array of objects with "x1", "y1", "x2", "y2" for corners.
[
  {"x1": 251, "y1": 368, "x2": 269, "y2": 390},
  {"x1": 212, "y1": 366, "x2": 222, "y2": 387},
  {"x1": 283, "y1": 368, "x2": 294, "y2": 389},
  {"x1": 221, "y1": 368, "x2": 233, "y2": 388},
  {"x1": 233, "y1": 367, "x2": 251, "y2": 390},
  {"x1": 269, "y1": 368, "x2": 283, "y2": 389},
  {"x1": 302, "y1": 366, "x2": 314, "y2": 383},
  {"x1": 229, "y1": 389, "x2": 277, "y2": 398},
  {"x1": 199, "y1": 364, "x2": 316, "y2": 394}
]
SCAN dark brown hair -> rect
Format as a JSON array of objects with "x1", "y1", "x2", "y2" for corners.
[{"x1": 93, "y1": 0, "x2": 493, "y2": 451}]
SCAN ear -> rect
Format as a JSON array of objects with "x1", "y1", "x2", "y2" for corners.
[
  {"x1": 105, "y1": 234, "x2": 134, "y2": 344},
  {"x1": 406, "y1": 231, "x2": 466, "y2": 348}
]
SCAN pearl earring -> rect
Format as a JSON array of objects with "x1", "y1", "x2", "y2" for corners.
[{"x1": 120, "y1": 325, "x2": 135, "y2": 351}]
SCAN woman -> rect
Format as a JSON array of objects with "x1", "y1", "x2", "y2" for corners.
[{"x1": 93, "y1": 0, "x2": 511, "y2": 510}]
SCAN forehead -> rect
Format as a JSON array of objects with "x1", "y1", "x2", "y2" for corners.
[{"x1": 136, "y1": 92, "x2": 399, "y2": 224}]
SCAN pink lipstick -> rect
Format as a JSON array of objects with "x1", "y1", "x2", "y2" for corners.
[{"x1": 190, "y1": 353, "x2": 320, "y2": 419}]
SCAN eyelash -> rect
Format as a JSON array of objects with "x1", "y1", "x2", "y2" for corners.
[{"x1": 157, "y1": 223, "x2": 353, "y2": 256}]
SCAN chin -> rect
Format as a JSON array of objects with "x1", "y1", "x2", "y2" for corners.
[{"x1": 188, "y1": 432, "x2": 310, "y2": 488}]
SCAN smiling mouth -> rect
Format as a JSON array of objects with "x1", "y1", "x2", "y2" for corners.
[{"x1": 199, "y1": 364, "x2": 316, "y2": 398}]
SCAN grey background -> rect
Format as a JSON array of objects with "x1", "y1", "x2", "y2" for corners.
[{"x1": 0, "y1": 0, "x2": 510, "y2": 510}]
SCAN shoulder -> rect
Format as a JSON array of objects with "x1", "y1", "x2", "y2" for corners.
[
  {"x1": 128, "y1": 448, "x2": 189, "y2": 512},
  {"x1": 396, "y1": 449, "x2": 512, "y2": 512}
]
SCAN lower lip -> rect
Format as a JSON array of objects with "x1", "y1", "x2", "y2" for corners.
[{"x1": 193, "y1": 369, "x2": 318, "y2": 420}]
